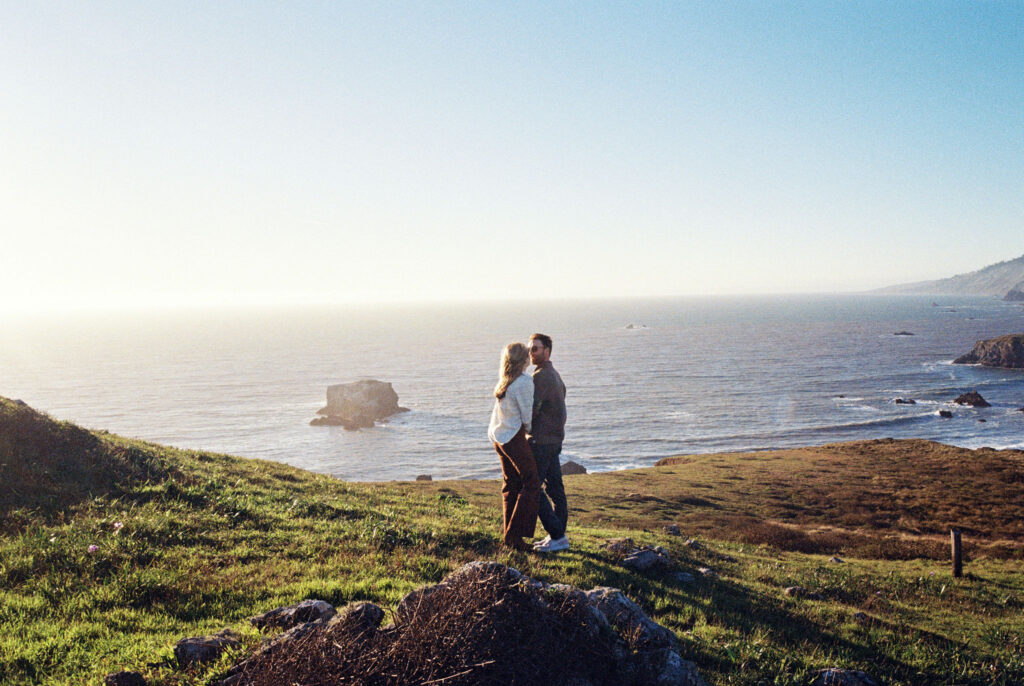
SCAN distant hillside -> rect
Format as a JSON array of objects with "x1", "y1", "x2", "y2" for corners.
[{"x1": 877, "y1": 253, "x2": 1024, "y2": 298}]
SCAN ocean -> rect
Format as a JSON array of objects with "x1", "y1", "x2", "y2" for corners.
[{"x1": 3, "y1": 295, "x2": 1023, "y2": 481}]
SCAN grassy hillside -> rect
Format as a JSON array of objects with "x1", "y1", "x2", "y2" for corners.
[
  {"x1": 407, "y1": 439, "x2": 1024, "y2": 560},
  {"x1": 2, "y1": 397, "x2": 1023, "y2": 685}
]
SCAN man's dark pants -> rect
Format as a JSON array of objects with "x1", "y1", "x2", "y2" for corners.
[{"x1": 530, "y1": 440, "x2": 568, "y2": 539}]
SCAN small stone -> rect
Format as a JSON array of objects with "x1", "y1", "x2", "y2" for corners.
[
  {"x1": 684, "y1": 538, "x2": 702, "y2": 549},
  {"x1": 938, "y1": 409, "x2": 953, "y2": 418},
  {"x1": 415, "y1": 474, "x2": 432, "y2": 481},
  {"x1": 104, "y1": 672, "x2": 146, "y2": 686},
  {"x1": 829, "y1": 556, "x2": 844, "y2": 563},
  {"x1": 664, "y1": 524, "x2": 681, "y2": 536},
  {"x1": 697, "y1": 567, "x2": 717, "y2": 578},
  {"x1": 784, "y1": 586, "x2": 805, "y2": 597}
]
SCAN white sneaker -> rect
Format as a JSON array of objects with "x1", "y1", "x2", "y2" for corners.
[
  {"x1": 533, "y1": 536, "x2": 569, "y2": 552},
  {"x1": 532, "y1": 535, "x2": 551, "y2": 548}
]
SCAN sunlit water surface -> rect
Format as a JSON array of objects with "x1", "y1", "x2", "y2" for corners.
[{"x1": 3, "y1": 295, "x2": 1024, "y2": 480}]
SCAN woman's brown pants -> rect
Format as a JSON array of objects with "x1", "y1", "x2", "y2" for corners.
[{"x1": 493, "y1": 426, "x2": 540, "y2": 545}]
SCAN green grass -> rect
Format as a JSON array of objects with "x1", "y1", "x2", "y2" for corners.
[{"x1": 2, "y1": 398, "x2": 1023, "y2": 685}]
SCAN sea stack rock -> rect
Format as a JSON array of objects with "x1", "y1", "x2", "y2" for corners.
[
  {"x1": 310, "y1": 380, "x2": 408, "y2": 429},
  {"x1": 953, "y1": 334, "x2": 1024, "y2": 368},
  {"x1": 954, "y1": 391, "x2": 991, "y2": 407},
  {"x1": 1004, "y1": 285, "x2": 1024, "y2": 301}
]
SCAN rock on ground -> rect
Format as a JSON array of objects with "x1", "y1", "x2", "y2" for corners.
[
  {"x1": 226, "y1": 561, "x2": 707, "y2": 686},
  {"x1": 104, "y1": 672, "x2": 146, "y2": 686},
  {"x1": 174, "y1": 629, "x2": 241, "y2": 668},
  {"x1": 250, "y1": 599, "x2": 336, "y2": 631}
]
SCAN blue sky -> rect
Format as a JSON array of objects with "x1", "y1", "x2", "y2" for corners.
[{"x1": 2, "y1": 2, "x2": 1022, "y2": 309}]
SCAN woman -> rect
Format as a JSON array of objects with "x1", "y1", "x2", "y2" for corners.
[{"x1": 487, "y1": 342, "x2": 541, "y2": 551}]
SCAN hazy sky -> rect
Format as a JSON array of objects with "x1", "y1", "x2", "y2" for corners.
[{"x1": 2, "y1": 2, "x2": 1022, "y2": 310}]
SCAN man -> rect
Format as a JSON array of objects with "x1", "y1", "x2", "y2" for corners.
[{"x1": 527, "y1": 333, "x2": 569, "y2": 552}]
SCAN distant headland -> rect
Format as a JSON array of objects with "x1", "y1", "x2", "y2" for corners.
[{"x1": 875, "y1": 253, "x2": 1024, "y2": 300}]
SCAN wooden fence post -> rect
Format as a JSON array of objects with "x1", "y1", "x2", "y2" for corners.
[{"x1": 951, "y1": 529, "x2": 962, "y2": 578}]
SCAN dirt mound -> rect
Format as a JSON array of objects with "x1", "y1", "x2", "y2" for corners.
[
  {"x1": 0, "y1": 397, "x2": 170, "y2": 522},
  {"x1": 226, "y1": 562, "x2": 704, "y2": 686}
]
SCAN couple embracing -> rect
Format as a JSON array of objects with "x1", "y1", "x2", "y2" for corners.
[{"x1": 487, "y1": 333, "x2": 569, "y2": 553}]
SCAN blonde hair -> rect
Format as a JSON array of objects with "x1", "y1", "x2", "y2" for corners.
[{"x1": 494, "y1": 342, "x2": 530, "y2": 399}]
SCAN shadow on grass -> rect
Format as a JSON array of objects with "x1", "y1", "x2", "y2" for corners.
[{"x1": 548, "y1": 547, "x2": 966, "y2": 684}]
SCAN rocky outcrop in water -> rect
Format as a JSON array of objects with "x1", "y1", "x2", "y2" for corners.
[
  {"x1": 954, "y1": 391, "x2": 990, "y2": 407},
  {"x1": 953, "y1": 334, "x2": 1024, "y2": 369},
  {"x1": 310, "y1": 380, "x2": 408, "y2": 429}
]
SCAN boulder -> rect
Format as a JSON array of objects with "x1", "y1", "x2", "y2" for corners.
[
  {"x1": 585, "y1": 587, "x2": 679, "y2": 650},
  {"x1": 893, "y1": 331, "x2": 915, "y2": 336},
  {"x1": 250, "y1": 599, "x2": 336, "y2": 631},
  {"x1": 312, "y1": 380, "x2": 408, "y2": 428},
  {"x1": 938, "y1": 410, "x2": 953, "y2": 418},
  {"x1": 664, "y1": 524, "x2": 681, "y2": 536},
  {"x1": 954, "y1": 334, "x2": 1024, "y2": 368},
  {"x1": 174, "y1": 629, "x2": 241, "y2": 668},
  {"x1": 954, "y1": 391, "x2": 990, "y2": 407},
  {"x1": 227, "y1": 561, "x2": 710, "y2": 686},
  {"x1": 893, "y1": 398, "x2": 916, "y2": 405},
  {"x1": 415, "y1": 474, "x2": 432, "y2": 481},
  {"x1": 561, "y1": 460, "x2": 588, "y2": 475}
]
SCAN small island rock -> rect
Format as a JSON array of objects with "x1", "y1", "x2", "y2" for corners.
[
  {"x1": 954, "y1": 391, "x2": 990, "y2": 407},
  {"x1": 953, "y1": 334, "x2": 1024, "y2": 368},
  {"x1": 1004, "y1": 287, "x2": 1024, "y2": 302},
  {"x1": 312, "y1": 380, "x2": 408, "y2": 429}
]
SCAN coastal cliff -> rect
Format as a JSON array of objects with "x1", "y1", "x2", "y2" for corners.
[
  {"x1": 953, "y1": 333, "x2": 1024, "y2": 368},
  {"x1": 877, "y1": 253, "x2": 1024, "y2": 297}
]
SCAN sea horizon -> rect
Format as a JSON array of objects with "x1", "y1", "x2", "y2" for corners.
[{"x1": 3, "y1": 293, "x2": 1023, "y2": 481}]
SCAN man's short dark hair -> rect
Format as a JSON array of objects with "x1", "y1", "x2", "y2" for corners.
[{"x1": 530, "y1": 333, "x2": 553, "y2": 351}]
